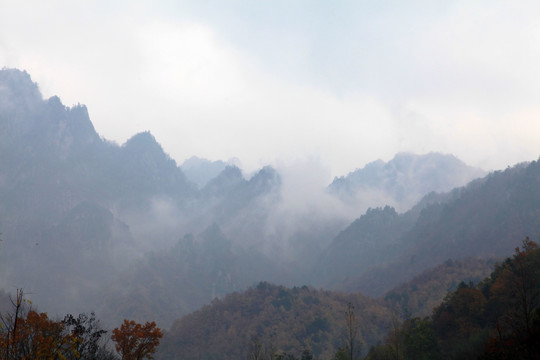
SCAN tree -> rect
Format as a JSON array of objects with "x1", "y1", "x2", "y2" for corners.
[
  {"x1": 0, "y1": 289, "x2": 116, "y2": 360},
  {"x1": 487, "y1": 237, "x2": 540, "y2": 358},
  {"x1": 15, "y1": 310, "x2": 77, "y2": 359},
  {"x1": 332, "y1": 347, "x2": 349, "y2": 360},
  {"x1": 111, "y1": 320, "x2": 163, "y2": 360},
  {"x1": 402, "y1": 317, "x2": 439, "y2": 360},
  {"x1": 344, "y1": 302, "x2": 361, "y2": 360},
  {"x1": 64, "y1": 312, "x2": 117, "y2": 360},
  {"x1": 385, "y1": 313, "x2": 404, "y2": 360},
  {"x1": 247, "y1": 335, "x2": 266, "y2": 360},
  {"x1": 0, "y1": 289, "x2": 79, "y2": 360},
  {"x1": 300, "y1": 348, "x2": 314, "y2": 360},
  {"x1": 0, "y1": 288, "x2": 25, "y2": 360}
]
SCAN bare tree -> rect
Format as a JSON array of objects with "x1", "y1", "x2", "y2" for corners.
[
  {"x1": 247, "y1": 335, "x2": 266, "y2": 360},
  {"x1": 345, "y1": 302, "x2": 361, "y2": 360},
  {"x1": 0, "y1": 288, "x2": 26, "y2": 360}
]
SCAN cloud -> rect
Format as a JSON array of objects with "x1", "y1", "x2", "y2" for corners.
[{"x1": 2, "y1": 1, "x2": 540, "y2": 177}]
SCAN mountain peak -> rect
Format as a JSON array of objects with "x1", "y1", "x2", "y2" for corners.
[
  {"x1": 181, "y1": 156, "x2": 228, "y2": 188},
  {"x1": 329, "y1": 152, "x2": 486, "y2": 212},
  {"x1": 122, "y1": 131, "x2": 170, "y2": 160},
  {"x1": 0, "y1": 68, "x2": 42, "y2": 107}
]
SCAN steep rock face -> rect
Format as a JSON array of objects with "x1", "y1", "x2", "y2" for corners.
[
  {"x1": 0, "y1": 69, "x2": 103, "y2": 229},
  {"x1": 115, "y1": 131, "x2": 196, "y2": 210},
  {"x1": 0, "y1": 70, "x2": 99, "y2": 158},
  {"x1": 0, "y1": 68, "x2": 197, "y2": 222},
  {"x1": 329, "y1": 152, "x2": 486, "y2": 212},
  {"x1": 0, "y1": 69, "x2": 43, "y2": 135}
]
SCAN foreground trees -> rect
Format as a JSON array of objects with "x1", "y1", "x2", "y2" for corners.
[
  {"x1": 0, "y1": 289, "x2": 161, "y2": 360},
  {"x1": 0, "y1": 289, "x2": 81, "y2": 360},
  {"x1": 0, "y1": 291, "x2": 116, "y2": 360},
  {"x1": 111, "y1": 320, "x2": 163, "y2": 360},
  {"x1": 366, "y1": 238, "x2": 540, "y2": 360}
]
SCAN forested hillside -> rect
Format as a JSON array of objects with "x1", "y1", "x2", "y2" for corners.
[
  {"x1": 319, "y1": 160, "x2": 540, "y2": 296},
  {"x1": 154, "y1": 240, "x2": 540, "y2": 360},
  {"x1": 383, "y1": 257, "x2": 496, "y2": 318},
  {"x1": 367, "y1": 238, "x2": 540, "y2": 360},
  {"x1": 157, "y1": 282, "x2": 395, "y2": 360}
]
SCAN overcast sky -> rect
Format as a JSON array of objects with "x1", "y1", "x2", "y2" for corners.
[{"x1": 1, "y1": 0, "x2": 540, "y2": 177}]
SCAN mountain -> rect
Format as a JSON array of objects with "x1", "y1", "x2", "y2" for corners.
[
  {"x1": 0, "y1": 69, "x2": 279, "y2": 318},
  {"x1": 96, "y1": 223, "x2": 282, "y2": 329},
  {"x1": 320, "y1": 159, "x2": 540, "y2": 296},
  {"x1": 314, "y1": 206, "x2": 417, "y2": 288},
  {"x1": 181, "y1": 156, "x2": 228, "y2": 188},
  {"x1": 3, "y1": 68, "x2": 536, "y2": 344},
  {"x1": 368, "y1": 238, "x2": 540, "y2": 359},
  {"x1": 329, "y1": 152, "x2": 486, "y2": 212}
]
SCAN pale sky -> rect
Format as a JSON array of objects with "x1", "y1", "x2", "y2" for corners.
[{"x1": 1, "y1": 0, "x2": 540, "y2": 177}]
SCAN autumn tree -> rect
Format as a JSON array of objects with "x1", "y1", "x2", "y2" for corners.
[
  {"x1": 247, "y1": 335, "x2": 267, "y2": 360},
  {"x1": 0, "y1": 289, "x2": 80, "y2": 360},
  {"x1": 16, "y1": 310, "x2": 78, "y2": 359},
  {"x1": 0, "y1": 288, "x2": 25, "y2": 360},
  {"x1": 486, "y1": 237, "x2": 540, "y2": 358},
  {"x1": 111, "y1": 320, "x2": 163, "y2": 360},
  {"x1": 402, "y1": 317, "x2": 439, "y2": 360}
]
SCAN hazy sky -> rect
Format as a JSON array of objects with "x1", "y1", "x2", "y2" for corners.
[{"x1": 2, "y1": 0, "x2": 540, "y2": 177}]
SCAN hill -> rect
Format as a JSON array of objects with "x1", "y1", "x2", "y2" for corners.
[
  {"x1": 383, "y1": 257, "x2": 496, "y2": 317},
  {"x1": 319, "y1": 160, "x2": 540, "y2": 296},
  {"x1": 367, "y1": 238, "x2": 540, "y2": 359},
  {"x1": 157, "y1": 282, "x2": 394, "y2": 360}
]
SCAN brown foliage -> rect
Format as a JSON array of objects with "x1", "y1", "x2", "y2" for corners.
[
  {"x1": 111, "y1": 320, "x2": 163, "y2": 360},
  {"x1": 0, "y1": 290, "x2": 78, "y2": 360}
]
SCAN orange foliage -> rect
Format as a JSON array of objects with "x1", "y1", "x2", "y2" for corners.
[
  {"x1": 0, "y1": 309, "x2": 78, "y2": 360},
  {"x1": 111, "y1": 319, "x2": 163, "y2": 360}
]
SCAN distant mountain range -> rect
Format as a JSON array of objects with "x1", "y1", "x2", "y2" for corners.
[
  {"x1": 319, "y1": 160, "x2": 540, "y2": 296},
  {"x1": 3, "y1": 68, "x2": 537, "y2": 339}
]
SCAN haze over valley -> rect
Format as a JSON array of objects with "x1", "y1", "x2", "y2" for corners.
[
  {"x1": 2, "y1": 68, "x2": 540, "y2": 359},
  {"x1": 0, "y1": 68, "x2": 489, "y2": 320},
  {"x1": 2, "y1": 1, "x2": 540, "y2": 358}
]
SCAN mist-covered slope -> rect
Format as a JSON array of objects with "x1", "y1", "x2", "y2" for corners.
[
  {"x1": 329, "y1": 152, "x2": 486, "y2": 212},
  {"x1": 96, "y1": 223, "x2": 287, "y2": 328},
  {"x1": 0, "y1": 69, "x2": 281, "y2": 318},
  {"x1": 320, "y1": 159, "x2": 540, "y2": 296},
  {"x1": 181, "y1": 156, "x2": 228, "y2": 188},
  {"x1": 0, "y1": 68, "x2": 513, "y2": 333}
]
